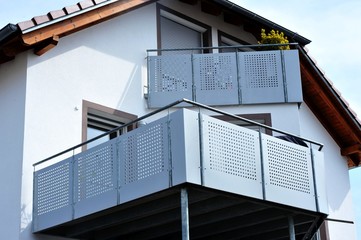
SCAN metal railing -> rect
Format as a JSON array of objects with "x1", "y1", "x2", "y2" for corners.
[
  {"x1": 33, "y1": 99, "x2": 327, "y2": 233},
  {"x1": 146, "y1": 44, "x2": 303, "y2": 108},
  {"x1": 33, "y1": 98, "x2": 323, "y2": 168}
]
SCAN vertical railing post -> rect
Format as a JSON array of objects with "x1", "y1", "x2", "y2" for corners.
[
  {"x1": 181, "y1": 188, "x2": 190, "y2": 240},
  {"x1": 32, "y1": 168, "x2": 37, "y2": 231},
  {"x1": 235, "y1": 51, "x2": 242, "y2": 105},
  {"x1": 197, "y1": 111, "x2": 205, "y2": 186},
  {"x1": 310, "y1": 146, "x2": 320, "y2": 212},
  {"x1": 167, "y1": 110, "x2": 173, "y2": 188},
  {"x1": 258, "y1": 131, "x2": 266, "y2": 200},
  {"x1": 280, "y1": 50, "x2": 289, "y2": 103},
  {"x1": 71, "y1": 151, "x2": 75, "y2": 220}
]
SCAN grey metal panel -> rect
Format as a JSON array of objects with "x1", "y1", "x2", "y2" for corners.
[
  {"x1": 313, "y1": 150, "x2": 328, "y2": 214},
  {"x1": 33, "y1": 157, "x2": 73, "y2": 231},
  {"x1": 239, "y1": 51, "x2": 285, "y2": 104},
  {"x1": 148, "y1": 55, "x2": 193, "y2": 108},
  {"x1": 118, "y1": 117, "x2": 170, "y2": 203},
  {"x1": 262, "y1": 134, "x2": 316, "y2": 211},
  {"x1": 73, "y1": 138, "x2": 118, "y2": 219},
  {"x1": 193, "y1": 53, "x2": 239, "y2": 105},
  {"x1": 201, "y1": 115, "x2": 263, "y2": 199},
  {"x1": 170, "y1": 109, "x2": 201, "y2": 186},
  {"x1": 283, "y1": 50, "x2": 303, "y2": 102}
]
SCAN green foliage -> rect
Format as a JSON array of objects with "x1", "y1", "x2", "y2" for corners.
[{"x1": 259, "y1": 29, "x2": 290, "y2": 50}]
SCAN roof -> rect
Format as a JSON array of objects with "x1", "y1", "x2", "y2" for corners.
[{"x1": 0, "y1": 0, "x2": 360, "y2": 166}]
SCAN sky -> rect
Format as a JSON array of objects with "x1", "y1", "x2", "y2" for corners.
[{"x1": 1, "y1": 0, "x2": 361, "y2": 238}]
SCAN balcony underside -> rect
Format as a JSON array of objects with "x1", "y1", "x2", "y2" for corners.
[{"x1": 38, "y1": 184, "x2": 325, "y2": 240}]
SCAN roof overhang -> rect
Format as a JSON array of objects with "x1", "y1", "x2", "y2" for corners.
[{"x1": 298, "y1": 47, "x2": 361, "y2": 167}]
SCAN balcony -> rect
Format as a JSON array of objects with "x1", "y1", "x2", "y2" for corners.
[
  {"x1": 33, "y1": 100, "x2": 327, "y2": 240},
  {"x1": 146, "y1": 45, "x2": 303, "y2": 108}
]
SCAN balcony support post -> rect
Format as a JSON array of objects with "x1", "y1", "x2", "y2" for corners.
[
  {"x1": 288, "y1": 215, "x2": 296, "y2": 240},
  {"x1": 181, "y1": 188, "x2": 190, "y2": 240}
]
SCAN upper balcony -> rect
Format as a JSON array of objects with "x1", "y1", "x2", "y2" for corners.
[
  {"x1": 33, "y1": 100, "x2": 327, "y2": 240},
  {"x1": 146, "y1": 44, "x2": 303, "y2": 108}
]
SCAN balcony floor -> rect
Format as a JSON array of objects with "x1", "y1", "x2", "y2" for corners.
[{"x1": 37, "y1": 184, "x2": 326, "y2": 240}]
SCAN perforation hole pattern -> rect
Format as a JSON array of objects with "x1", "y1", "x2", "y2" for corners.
[
  {"x1": 153, "y1": 56, "x2": 190, "y2": 93},
  {"x1": 123, "y1": 123, "x2": 166, "y2": 184},
  {"x1": 266, "y1": 139, "x2": 311, "y2": 194},
  {"x1": 244, "y1": 53, "x2": 279, "y2": 88},
  {"x1": 206, "y1": 120, "x2": 258, "y2": 180},
  {"x1": 199, "y1": 55, "x2": 234, "y2": 91},
  {"x1": 36, "y1": 162, "x2": 70, "y2": 216},
  {"x1": 76, "y1": 144, "x2": 115, "y2": 201}
]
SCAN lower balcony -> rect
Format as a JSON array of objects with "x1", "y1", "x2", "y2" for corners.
[{"x1": 33, "y1": 100, "x2": 327, "y2": 240}]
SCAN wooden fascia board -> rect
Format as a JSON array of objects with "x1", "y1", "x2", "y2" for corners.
[
  {"x1": 341, "y1": 144, "x2": 361, "y2": 156},
  {"x1": 20, "y1": 0, "x2": 154, "y2": 46},
  {"x1": 300, "y1": 57, "x2": 361, "y2": 166}
]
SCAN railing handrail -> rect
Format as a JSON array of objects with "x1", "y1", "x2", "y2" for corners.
[
  {"x1": 33, "y1": 98, "x2": 323, "y2": 167},
  {"x1": 146, "y1": 43, "x2": 299, "y2": 53}
]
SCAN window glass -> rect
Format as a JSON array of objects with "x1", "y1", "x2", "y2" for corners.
[
  {"x1": 82, "y1": 100, "x2": 137, "y2": 150},
  {"x1": 214, "y1": 113, "x2": 272, "y2": 135}
]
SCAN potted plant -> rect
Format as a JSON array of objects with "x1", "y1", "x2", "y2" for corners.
[{"x1": 259, "y1": 29, "x2": 290, "y2": 50}]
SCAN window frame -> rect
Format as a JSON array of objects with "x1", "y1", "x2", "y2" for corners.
[
  {"x1": 213, "y1": 113, "x2": 272, "y2": 135},
  {"x1": 218, "y1": 30, "x2": 253, "y2": 52},
  {"x1": 82, "y1": 100, "x2": 137, "y2": 150}
]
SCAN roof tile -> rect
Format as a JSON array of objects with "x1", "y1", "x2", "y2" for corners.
[
  {"x1": 63, "y1": 4, "x2": 81, "y2": 14},
  {"x1": 32, "y1": 15, "x2": 51, "y2": 25},
  {"x1": 78, "y1": 0, "x2": 95, "y2": 10},
  {"x1": 94, "y1": 0, "x2": 108, "y2": 4},
  {"x1": 48, "y1": 10, "x2": 67, "y2": 20},
  {"x1": 17, "y1": 20, "x2": 36, "y2": 31}
]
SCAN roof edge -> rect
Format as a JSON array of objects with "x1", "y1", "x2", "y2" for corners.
[
  {"x1": 0, "y1": 24, "x2": 19, "y2": 46},
  {"x1": 214, "y1": 0, "x2": 312, "y2": 45}
]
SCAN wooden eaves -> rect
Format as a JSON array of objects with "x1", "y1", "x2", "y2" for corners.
[{"x1": 0, "y1": 0, "x2": 360, "y2": 167}]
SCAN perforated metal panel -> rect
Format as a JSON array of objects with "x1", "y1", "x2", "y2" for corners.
[
  {"x1": 201, "y1": 115, "x2": 262, "y2": 199},
  {"x1": 35, "y1": 160, "x2": 71, "y2": 215},
  {"x1": 262, "y1": 134, "x2": 316, "y2": 211},
  {"x1": 118, "y1": 117, "x2": 170, "y2": 203},
  {"x1": 73, "y1": 139, "x2": 118, "y2": 218},
  {"x1": 148, "y1": 55, "x2": 193, "y2": 108},
  {"x1": 33, "y1": 157, "x2": 73, "y2": 231},
  {"x1": 193, "y1": 53, "x2": 238, "y2": 105},
  {"x1": 75, "y1": 141, "x2": 117, "y2": 201},
  {"x1": 238, "y1": 51, "x2": 285, "y2": 104}
]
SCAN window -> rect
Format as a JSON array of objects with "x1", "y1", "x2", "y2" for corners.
[
  {"x1": 158, "y1": 5, "x2": 211, "y2": 54},
  {"x1": 82, "y1": 100, "x2": 137, "y2": 149},
  {"x1": 214, "y1": 113, "x2": 272, "y2": 135},
  {"x1": 218, "y1": 30, "x2": 253, "y2": 52}
]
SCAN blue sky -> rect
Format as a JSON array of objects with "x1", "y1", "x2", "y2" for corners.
[{"x1": 1, "y1": 0, "x2": 360, "y2": 238}]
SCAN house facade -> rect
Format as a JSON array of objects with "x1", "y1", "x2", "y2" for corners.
[{"x1": 0, "y1": 0, "x2": 360, "y2": 239}]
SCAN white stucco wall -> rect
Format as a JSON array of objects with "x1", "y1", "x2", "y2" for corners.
[
  {"x1": 0, "y1": 53, "x2": 27, "y2": 240},
  {"x1": 299, "y1": 103, "x2": 356, "y2": 239},
  {"x1": 19, "y1": 4, "x2": 158, "y2": 240}
]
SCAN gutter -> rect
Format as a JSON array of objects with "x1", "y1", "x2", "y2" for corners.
[{"x1": 0, "y1": 23, "x2": 19, "y2": 47}]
